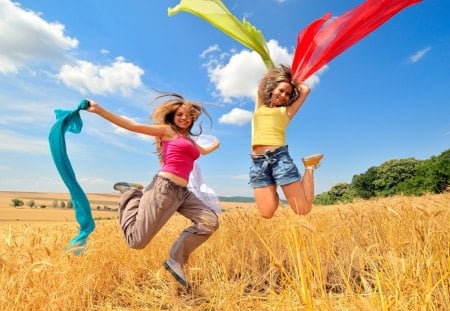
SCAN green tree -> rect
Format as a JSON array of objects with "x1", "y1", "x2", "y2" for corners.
[
  {"x1": 328, "y1": 183, "x2": 353, "y2": 203},
  {"x1": 60, "y1": 201, "x2": 66, "y2": 208},
  {"x1": 11, "y1": 199, "x2": 24, "y2": 207},
  {"x1": 396, "y1": 160, "x2": 431, "y2": 195},
  {"x1": 432, "y1": 149, "x2": 450, "y2": 193},
  {"x1": 52, "y1": 200, "x2": 58, "y2": 208},
  {"x1": 399, "y1": 150, "x2": 450, "y2": 194},
  {"x1": 27, "y1": 200, "x2": 35, "y2": 208},
  {"x1": 314, "y1": 192, "x2": 334, "y2": 205},
  {"x1": 316, "y1": 148, "x2": 449, "y2": 204},
  {"x1": 314, "y1": 183, "x2": 356, "y2": 205},
  {"x1": 373, "y1": 158, "x2": 418, "y2": 196},
  {"x1": 352, "y1": 166, "x2": 378, "y2": 199}
]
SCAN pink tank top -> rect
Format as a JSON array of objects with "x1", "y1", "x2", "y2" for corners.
[{"x1": 160, "y1": 135, "x2": 200, "y2": 180}]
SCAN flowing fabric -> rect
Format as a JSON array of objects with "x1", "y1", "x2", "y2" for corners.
[
  {"x1": 189, "y1": 163, "x2": 222, "y2": 214},
  {"x1": 168, "y1": 0, "x2": 274, "y2": 69},
  {"x1": 292, "y1": 0, "x2": 422, "y2": 82},
  {"x1": 48, "y1": 100, "x2": 95, "y2": 254},
  {"x1": 189, "y1": 135, "x2": 222, "y2": 214}
]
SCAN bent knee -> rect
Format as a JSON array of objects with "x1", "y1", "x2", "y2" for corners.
[
  {"x1": 260, "y1": 212, "x2": 275, "y2": 219},
  {"x1": 205, "y1": 217, "x2": 219, "y2": 234},
  {"x1": 256, "y1": 203, "x2": 277, "y2": 219},
  {"x1": 198, "y1": 215, "x2": 219, "y2": 235},
  {"x1": 127, "y1": 241, "x2": 146, "y2": 250},
  {"x1": 292, "y1": 209, "x2": 310, "y2": 216},
  {"x1": 289, "y1": 202, "x2": 312, "y2": 215},
  {"x1": 211, "y1": 220, "x2": 219, "y2": 233},
  {"x1": 125, "y1": 235, "x2": 149, "y2": 250}
]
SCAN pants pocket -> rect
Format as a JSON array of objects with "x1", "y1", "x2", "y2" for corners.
[{"x1": 151, "y1": 180, "x2": 173, "y2": 210}]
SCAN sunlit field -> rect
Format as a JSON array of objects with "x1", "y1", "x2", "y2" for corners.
[{"x1": 1, "y1": 192, "x2": 449, "y2": 310}]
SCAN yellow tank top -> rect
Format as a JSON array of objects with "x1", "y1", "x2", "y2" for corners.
[{"x1": 252, "y1": 105, "x2": 290, "y2": 146}]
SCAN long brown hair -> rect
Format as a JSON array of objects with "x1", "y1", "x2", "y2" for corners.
[
  {"x1": 258, "y1": 65, "x2": 299, "y2": 107},
  {"x1": 148, "y1": 92, "x2": 213, "y2": 163}
]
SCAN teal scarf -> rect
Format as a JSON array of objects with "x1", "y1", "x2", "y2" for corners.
[{"x1": 48, "y1": 99, "x2": 95, "y2": 254}]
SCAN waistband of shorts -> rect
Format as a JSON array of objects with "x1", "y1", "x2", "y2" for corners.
[
  {"x1": 251, "y1": 145, "x2": 289, "y2": 159},
  {"x1": 154, "y1": 174, "x2": 188, "y2": 190}
]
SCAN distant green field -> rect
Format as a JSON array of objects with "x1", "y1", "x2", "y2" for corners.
[{"x1": 218, "y1": 196, "x2": 254, "y2": 203}]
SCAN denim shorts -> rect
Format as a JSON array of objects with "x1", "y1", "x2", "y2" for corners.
[{"x1": 249, "y1": 145, "x2": 301, "y2": 188}]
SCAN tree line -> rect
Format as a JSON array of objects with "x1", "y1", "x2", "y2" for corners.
[
  {"x1": 314, "y1": 149, "x2": 450, "y2": 205},
  {"x1": 10, "y1": 199, "x2": 73, "y2": 208}
]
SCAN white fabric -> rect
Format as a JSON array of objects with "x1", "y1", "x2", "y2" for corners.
[{"x1": 188, "y1": 135, "x2": 222, "y2": 214}]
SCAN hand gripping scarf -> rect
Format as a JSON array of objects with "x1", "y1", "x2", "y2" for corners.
[
  {"x1": 169, "y1": 0, "x2": 421, "y2": 81},
  {"x1": 48, "y1": 99, "x2": 95, "y2": 254}
]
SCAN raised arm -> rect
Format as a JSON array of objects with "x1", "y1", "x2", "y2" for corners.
[
  {"x1": 87, "y1": 99, "x2": 167, "y2": 138},
  {"x1": 286, "y1": 83, "x2": 311, "y2": 120}
]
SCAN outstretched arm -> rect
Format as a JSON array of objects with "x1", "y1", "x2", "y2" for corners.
[
  {"x1": 86, "y1": 99, "x2": 167, "y2": 138},
  {"x1": 286, "y1": 83, "x2": 311, "y2": 120}
]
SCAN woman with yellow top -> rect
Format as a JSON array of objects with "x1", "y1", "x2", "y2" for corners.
[{"x1": 250, "y1": 65, "x2": 323, "y2": 218}]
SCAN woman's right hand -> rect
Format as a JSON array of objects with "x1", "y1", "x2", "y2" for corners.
[{"x1": 86, "y1": 99, "x2": 100, "y2": 113}]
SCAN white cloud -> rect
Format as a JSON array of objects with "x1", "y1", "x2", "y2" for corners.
[
  {"x1": 208, "y1": 49, "x2": 264, "y2": 102},
  {"x1": 219, "y1": 108, "x2": 253, "y2": 126},
  {"x1": 266, "y1": 39, "x2": 293, "y2": 65},
  {"x1": 0, "y1": 1, "x2": 144, "y2": 97},
  {"x1": 303, "y1": 65, "x2": 328, "y2": 89},
  {"x1": 0, "y1": 130, "x2": 49, "y2": 154},
  {"x1": 0, "y1": 0, "x2": 78, "y2": 74},
  {"x1": 200, "y1": 44, "x2": 220, "y2": 59},
  {"x1": 57, "y1": 57, "x2": 144, "y2": 96},
  {"x1": 203, "y1": 39, "x2": 324, "y2": 103},
  {"x1": 409, "y1": 47, "x2": 431, "y2": 64}
]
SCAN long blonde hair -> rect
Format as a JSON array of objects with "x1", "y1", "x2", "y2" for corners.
[{"x1": 148, "y1": 92, "x2": 212, "y2": 163}]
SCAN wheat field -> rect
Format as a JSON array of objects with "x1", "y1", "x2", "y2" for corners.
[{"x1": 0, "y1": 192, "x2": 449, "y2": 310}]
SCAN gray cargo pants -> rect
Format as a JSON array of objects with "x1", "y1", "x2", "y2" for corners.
[{"x1": 118, "y1": 174, "x2": 219, "y2": 265}]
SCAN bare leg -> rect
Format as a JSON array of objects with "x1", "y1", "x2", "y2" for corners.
[
  {"x1": 281, "y1": 168, "x2": 315, "y2": 215},
  {"x1": 301, "y1": 168, "x2": 315, "y2": 204},
  {"x1": 254, "y1": 185, "x2": 279, "y2": 219}
]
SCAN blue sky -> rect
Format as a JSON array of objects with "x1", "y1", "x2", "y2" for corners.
[{"x1": 0, "y1": 0, "x2": 449, "y2": 197}]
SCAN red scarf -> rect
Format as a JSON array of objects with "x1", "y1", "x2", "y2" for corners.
[{"x1": 292, "y1": 0, "x2": 422, "y2": 81}]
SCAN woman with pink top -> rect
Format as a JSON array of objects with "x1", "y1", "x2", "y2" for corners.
[{"x1": 87, "y1": 93, "x2": 220, "y2": 287}]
